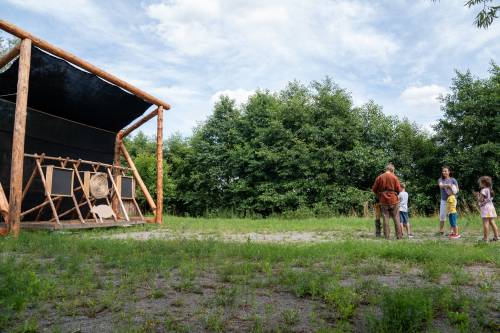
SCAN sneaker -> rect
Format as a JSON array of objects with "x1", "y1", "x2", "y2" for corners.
[
  {"x1": 450, "y1": 234, "x2": 461, "y2": 239},
  {"x1": 408, "y1": 234, "x2": 414, "y2": 239},
  {"x1": 491, "y1": 237, "x2": 498, "y2": 242},
  {"x1": 479, "y1": 238, "x2": 488, "y2": 243}
]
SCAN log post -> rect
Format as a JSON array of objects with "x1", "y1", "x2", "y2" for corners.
[
  {"x1": 155, "y1": 106, "x2": 164, "y2": 224},
  {"x1": 112, "y1": 131, "x2": 122, "y2": 217},
  {"x1": 7, "y1": 38, "x2": 31, "y2": 237}
]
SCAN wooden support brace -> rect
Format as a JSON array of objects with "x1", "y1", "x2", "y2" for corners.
[
  {"x1": 0, "y1": 42, "x2": 20, "y2": 69},
  {"x1": 72, "y1": 164, "x2": 99, "y2": 223},
  {"x1": 120, "y1": 107, "x2": 159, "y2": 138},
  {"x1": 34, "y1": 159, "x2": 60, "y2": 224},
  {"x1": 0, "y1": 183, "x2": 9, "y2": 222},
  {"x1": 22, "y1": 154, "x2": 44, "y2": 200},
  {"x1": 106, "y1": 167, "x2": 129, "y2": 222},
  {"x1": 21, "y1": 196, "x2": 62, "y2": 218},
  {"x1": 120, "y1": 142, "x2": 157, "y2": 212}
]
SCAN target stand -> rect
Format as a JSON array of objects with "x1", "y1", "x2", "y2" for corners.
[{"x1": 19, "y1": 153, "x2": 145, "y2": 230}]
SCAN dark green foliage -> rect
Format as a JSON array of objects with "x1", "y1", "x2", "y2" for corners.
[
  {"x1": 435, "y1": 63, "x2": 500, "y2": 197},
  {"x1": 125, "y1": 65, "x2": 498, "y2": 217}
]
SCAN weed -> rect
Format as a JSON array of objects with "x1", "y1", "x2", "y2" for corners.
[
  {"x1": 323, "y1": 283, "x2": 360, "y2": 320},
  {"x1": 281, "y1": 308, "x2": 300, "y2": 326},
  {"x1": 451, "y1": 267, "x2": 472, "y2": 286},
  {"x1": 204, "y1": 308, "x2": 225, "y2": 332},
  {"x1": 371, "y1": 288, "x2": 433, "y2": 333},
  {"x1": 213, "y1": 285, "x2": 238, "y2": 306},
  {"x1": 447, "y1": 311, "x2": 469, "y2": 332},
  {"x1": 164, "y1": 315, "x2": 191, "y2": 333},
  {"x1": 421, "y1": 262, "x2": 445, "y2": 282}
]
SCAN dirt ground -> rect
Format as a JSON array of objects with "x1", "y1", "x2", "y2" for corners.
[{"x1": 32, "y1": 261, "x2": 499, "y2": 333}]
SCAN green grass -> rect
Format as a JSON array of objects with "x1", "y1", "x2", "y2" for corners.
[{"x1": 0, "y1": 216, "x2": 498, "y2": 332}]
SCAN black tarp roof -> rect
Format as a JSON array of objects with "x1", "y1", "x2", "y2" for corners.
[{"x1": 0, "y1": 46, "x2": 151, "y2": 133}]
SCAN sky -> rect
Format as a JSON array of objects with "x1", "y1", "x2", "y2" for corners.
[{"x1": 1, "y1": 0, "x2": 499, "y2": 137}]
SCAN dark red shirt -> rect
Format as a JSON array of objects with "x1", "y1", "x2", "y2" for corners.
[{"x1": 372, "y1": 171, "x2": 402, "y2": 205}]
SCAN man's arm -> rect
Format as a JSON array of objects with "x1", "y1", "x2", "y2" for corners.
[
  {"x1": 395, "y1": 179, "x2": 402, "y2": 193},
  {"x1": 372, "y1": 177, "x2": 380, "y2": 194}
]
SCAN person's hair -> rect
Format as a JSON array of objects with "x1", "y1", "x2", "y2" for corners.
[
  {"x1": 386, "y1": 163, "x2": 395, "y2": 172},
  {"x1": 400, "y1": 183, "x2": 405, "y2": 189},
  {"x1": 479, "y1": 176, "x2": 494, "y2": 196}
]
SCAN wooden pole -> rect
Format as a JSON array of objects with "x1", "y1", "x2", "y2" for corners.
[
  {"x1": 106, "y1": 167, "x2": 129, "y2": 222},
  {"x1": 0, "y1": 42, "x2": 20, "y2": 69},
  {"x1": 120, "y1": 142, "x2": 157, "y2": 213},
  {"x1": 120, "y1": 107, "x2": 159, "y2": 139},
  {"x1": 0, "y1": 20, "x2": 171, "y2": 110},
  {"x1": 7, "y1": 38, "x2": 31, "y2": 237},
  {"x1": 155, "y1": 106, "x2": 164, "y2": 224},
  {"x1": 34, "y1": 159, "x2": 60, "y2": 225}
]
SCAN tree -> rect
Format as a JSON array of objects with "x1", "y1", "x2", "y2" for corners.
[
  {"x1": 434, "y1": 63, "x2": 500, "y2": 197},
  {"x1": 466, "y1": 0, "x2": 499, "y2": 28},
  {"x1": 433, "y1": 0, "x2": 499, "y2": 28}
]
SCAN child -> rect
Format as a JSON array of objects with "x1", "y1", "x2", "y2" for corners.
[
  {"x1": 446, "y1": 185, "x2": 460, "y2": 239},
  {"x1": 398, "y1": 183, "x2": 413, "y2": 238},
  {"x1": 476, "y1": 176, "x2": 498, "y2": 242}
]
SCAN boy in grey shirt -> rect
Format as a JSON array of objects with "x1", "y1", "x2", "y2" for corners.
[{"x1": 399, "y1": 183, "x2": 413, "y2": 238}]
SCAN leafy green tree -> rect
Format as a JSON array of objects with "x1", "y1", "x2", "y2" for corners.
[
  {"x1": 466, "y1": 0, "x2": 499, "y2": 28},
  {"x1": 435, "y1": 63, "x2": 500, "y2": 196},
  {"x1": 432, "y1": 0, "x2": 499, "y2": 28}
]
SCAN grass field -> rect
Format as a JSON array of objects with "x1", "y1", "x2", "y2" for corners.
[{"x1": 1, "y1": 216, "x2": 498, "y2": 332}]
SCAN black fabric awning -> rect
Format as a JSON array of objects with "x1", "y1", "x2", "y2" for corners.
[{"x1": 0, "y1": 46, "x2": 151, "y2": 132}]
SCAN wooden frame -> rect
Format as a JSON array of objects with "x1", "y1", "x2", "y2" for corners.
[
  {"x1": 18, "y1": 154, "x2": 149, "y2": 226},
  {"x1": 1, "y1": 21, "x2": 168, "y2": 236}
]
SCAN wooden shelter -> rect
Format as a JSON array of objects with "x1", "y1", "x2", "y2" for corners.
[{"x1": 0, "y1": 20, "x2": 169, "y2": 236}]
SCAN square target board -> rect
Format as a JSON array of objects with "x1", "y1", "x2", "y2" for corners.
[
  {"x1": 117, "y1": 176, "x2": 135, "y2": 199},
  {"x1": 44, "y1": 166, "x2": 74, "y2": 197}
]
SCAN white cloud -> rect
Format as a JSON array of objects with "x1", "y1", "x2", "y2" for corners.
[
  {"x1": 144, "y1": 0, "x2": 399, "y2": 65},
  {"x1": 3, "y1": 0, "x2": 498, "y2": 138},
  {"x1": 210, "y1": 89, "x2": 254, "y2": 106},
  {"x1": 400, "y1": 84, "x2": 448, "y2": 108}
]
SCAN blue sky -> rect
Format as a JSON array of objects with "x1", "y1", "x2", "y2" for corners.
[{"x1": 1, "y1": 0, "x2": 499, "y2": 136}]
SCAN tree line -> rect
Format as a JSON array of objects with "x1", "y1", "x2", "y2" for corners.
[{"x1": 126, "y1": 63, "x2": 499, "y2": 217}]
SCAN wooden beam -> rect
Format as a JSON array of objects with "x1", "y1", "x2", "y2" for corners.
[
  {"x1": 155, "y1": 106, "x2": 164, "y2": 224},
  {"x1": 7, "y1": 38, "x2": 31, "y2": 237},
  {"x1": 0, "y1": 20, "x2": 171, "y2": 110},
  {"x1": 24, "y1": 154, "x2": 132, "y2": 171},
  {"x1": 34, "y1": 159, "x2": 60, "y2": 225},
  {"x1": 120, "y1": 142, "x2": 157, "y2": 212},
  {"x1": 0, "y1": 42, "x2": 20, "y2": 69},
  {"x1": 106, "y1": 167, "x2": 129, "y2": 222},
  {"x1": 120, "y1": 107, "x2": 159, "y2": 138}
]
